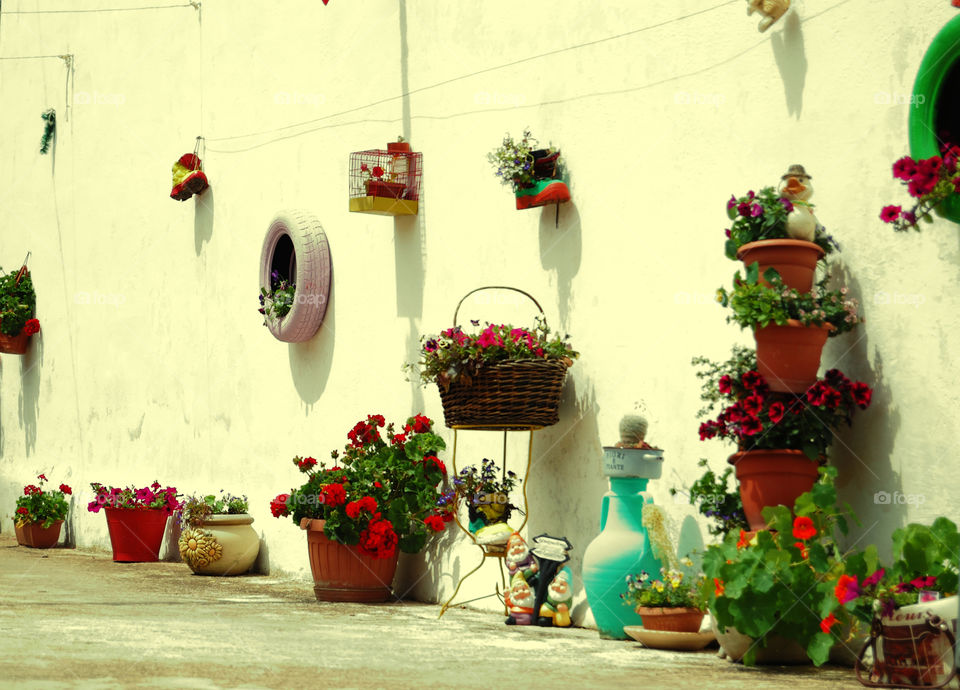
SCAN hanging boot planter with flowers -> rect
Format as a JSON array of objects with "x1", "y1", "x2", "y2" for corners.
[
  {"x1": 348, "y1": 137, "x2": 421, "y2": 216},
  {"x1": 488, "y1": 129, "x2": 571, "y2": 211},
  {"x1": 718, "y1": 263, "x2": 862, "y2": 392},
  {"x1": 0, "y1": 259, "x2": 39, "y2": 355},
  {"x1": 725, "y1": 166, "x2": 838, "y2": 294},
  {"x1": 170, "y1": 137, "x2": 209, "y2": 202}
]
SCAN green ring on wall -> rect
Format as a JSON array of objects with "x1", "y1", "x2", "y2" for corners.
[{"x1": 909, "y1": 14, "x2": 960, "y2": 223}]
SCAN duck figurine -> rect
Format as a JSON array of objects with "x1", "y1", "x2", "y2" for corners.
[
  {"x1": 747, "y1": 0, "x2": 790, "y2": 32},
  {"x1": 779, "y1": 164, "x2": 818, "y2": 242}
]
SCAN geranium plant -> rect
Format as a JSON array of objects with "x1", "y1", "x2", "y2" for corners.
[
  {"x1": 0, "y1": 266, "x2": 39, "y2": 337},
  {"x1": 487, "y1": 129, "x2": 559, "y2": 191},
  {"x1": 14, "y1": 474, "x2": 71, "y2": 528},
  {"x1": 270, "y1": 413, "x2": 453, "y2": 558},
  {"x1": 259, "y1": 269, "x2": 295, "y2": 326},
  {"x1": 86, "y1": 482, "x2": 182, "y2": 514},
  {"x1": 453, "y1": 457, "x2": 521, "y2": 527},
  {"x1": 670, "y1": 458, "x2": 748, "y2": 539},
  {"x1": 179, "y1": 491, "x2": 248, "y2": 529},
  {"x1": 698, "y1": 368, "x2": 872, "y2": 460},
  {"x1": 725, "y1": 186, "x2": 838, "y2": 259},
  {"x1": 408, "y1": 317, "x2": 577, "y2": 390},
  {"x1": 718, "y1": 265, "x2": 862, "y2": 336},
  {"x1": 881, "y1": 144, "x2": 960, "y2": 232},
  {"x1": 622, "y1": 560, "x2": 708, "y2": 611}
]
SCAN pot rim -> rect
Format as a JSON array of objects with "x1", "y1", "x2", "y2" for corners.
[
  {"x1": 736, "y1": 238, "x2": 825, "y2": 257},
  {"x1": 727, "y1": 448, "x2": 820, "y2": 466},
  {"x1": 755, "y1": 318, "x2": 835, "y2": 332},
  {"x1": 634, "y1": 606, "x2": 705, "y2": 615},
  {"x1": 198, "y1": 513, "x2": 254, "y2": 526}
]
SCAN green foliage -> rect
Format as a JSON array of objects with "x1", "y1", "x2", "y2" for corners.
[
  {"x1": 407, "y1": 317, "x2": 578, "y2": 389},
  {"x1": 717, "y1": 267, "x2": 862, "y2": 337},
  {"x1": 487, "y1": 129, "x2": 559, "y2": 190},
  {"x1": 670, "y1": 458, "x2": 747, "y2": 539},
  {"x1": 13, "y1": 475, "x2": 71, "y2": 528},
  {"x1": 179, "y1": 491, "x2": 249, "y2": 528},
  {"x1": 40, "y1": 109, "x2": 56, "y2": 155},
  {"x1": 259, "y1": 270, "x2": 295, "y2": 325},
  {"x1": 0, "y1": 267, "x2": 36, "y2": 336},
  {"x1": 724, "y1": 186, "x2": 837, "y2": 259},
  {"x1": 691, "y1": 345, "x2": 757, "y2": 420}
]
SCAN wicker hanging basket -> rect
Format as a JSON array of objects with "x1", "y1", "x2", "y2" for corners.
[{"x1": 437, "y1": 287, "x2": 571, "y2": 430}]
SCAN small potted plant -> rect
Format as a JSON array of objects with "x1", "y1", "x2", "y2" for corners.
[
  {"x1": 270, "y1": 413, "x2": 451, "y2": 602},
  {"x1": 717, "y1": 265, "x2": 862, "y2": 392},
  {"x1": 488, "y1": 129, "x2": 570, "y2": 210},
  {"x1": 87, "y1": 481, "x2": 181, "y2": 562},
  {"x1": 178, "y1": 492, "x2": 259, "y2": 576},
  {"x1": 622, "y1": 559, "x2": 708, "y2": 633},
  {"x1": 452, "y1": 458, "x2": 520, "y2": 549},
  {"x1": 698, "y1": 367, "x2": 871, "y2": 531},
  {"x1": 725, "y1": 179, "x2": 838, "y2": 293},
  {"x1": 881, "y1": 143, "x2": 960, "y2": 232},
  {"x1": 409, "y1": 306, "x2": 578, "y2": 429},
  {"x1": 13, "y1": 474, "x2": 72, "y2": 548},
  {"x1": 258, "y1": 269, "x2": 296, "y2": 328},
  {"x1": 0, "y1": 264, "x2": 40, "y2": 355}
]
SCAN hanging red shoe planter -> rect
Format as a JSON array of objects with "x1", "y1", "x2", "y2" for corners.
[
  {"x1": 488, "y1": 131, "x2": 571, "y2": 215},
  {"x1": 349, "y1": 137, "x2": 421, "y2": 216},
  {"x1": 170, "y1": 137, "x2": 209, "y2": 202}
]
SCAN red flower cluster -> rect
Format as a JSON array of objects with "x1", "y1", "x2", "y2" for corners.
[
  {"x1": 297, "y1": 456, "x2": 318, "y2": 471},
  {"x1": 59, "y1": 484, "x2": 72, "y2": 495},
  {"x1": 882, "y1": 145, "x2": 960, "y2": 231},
  {"x1": 421, "y1": 455, "x2": 446, "y2": 479},
  {"x1": 411, "y1": 414, "x2": 432, "y2": 433},
  {"x1": 347, "y1": 415, "x2": 385, "y2": 448},
  {"x1": 359, "y1": 517, "x2": 398, "y2": 559},
  {"x1": 270, "y1": 493, "x2": 290, "y2": 518},
  {"x1": 320, "y1": 483, "x2": 346, "y2": 507},
  {"x1": 424, "y1": 514, "x2": 446, "y2": 532},
  {"x1": 23, "y1": 319, "x2": 40, "y2": 336},
  {"x1": 345, "y1": 496, "x2": 377, "y2": 518},
  {"x1": 23, "y1": 485, "x2": 41, "y2": 496}
]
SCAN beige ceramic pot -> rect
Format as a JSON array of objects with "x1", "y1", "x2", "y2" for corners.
[{"x1": 178, "y1": 514, "x2": 260, "y2": 576}]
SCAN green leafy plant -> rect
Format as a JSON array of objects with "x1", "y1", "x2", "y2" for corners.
[
  {"x1": 14, "y1": 474, "x2": 71, "y2": 528},
  {"x1": 179, "y1": 492, "x2": 249, "y2": 529},
  {"x1": 39, "y1": 109, "x2": 56, "y2": 155},
  {"x1": 670, "y1": 459, "x2": 747, "y2": 539},
  {"x1": 270, "y1": 414, "x2": 453, "y2": 558},
  {"x1": 487, "y1": 129, "x2": 559, "y2": 191},
  {"x1": 691, "y1": 346, "x2": 757, "y2": 420},
  {"x1": 408, "y1": 318, "x2": 577, "y2": 390},
  {"x1": 725, "y1": 186, "x2": 837, "y2": 259},
  {"x1": 622, "y1": 561, "x2": 708, "y2": 610},
  {"x1": 717, "y1": 264, "x2": 862, "y2": 336},
  {"x1": 452, "y1": 458, "x2": 521, "y2": 527},
  {"x1": 698, "y1": 368, "x2": 872, "y2": 460},
  {"x1": 258, "y1": 270, "x2": 296, "y2": 325},
  {"x1": 0, "y1": 267, "x2": 38, "y2": 337}
]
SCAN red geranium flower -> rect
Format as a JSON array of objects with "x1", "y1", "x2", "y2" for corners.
[
  {"x1": 792, "y1": 515, "x2": 816, "y2": 540},
  {"x1": 358, "y1": 517, "x2": 398, "y2": 559},
  {"x1": 59, "y1": 484, "x2": 72, "y2": 495},
  {"x1": 424, "y1": 514, "x2": 445, "y2": 532},
  {"x1": 411, "y1": 414, "x2": 432, "y2": 433},
  {"x1": 297, "y1": 456, "x2": 318, "y2": 470},
  {"x1": 16, "y1": 506, "x2": 29, "y2": 515},
  {"x1": 23, "y1": 319, "x2": 40, "y2": 336},
  {"x1": 270, "y1": 493, "x2": 290, "y2": 518},
  {"x1": 321, "y1": 483, "x2": 346, "y2": 507}
]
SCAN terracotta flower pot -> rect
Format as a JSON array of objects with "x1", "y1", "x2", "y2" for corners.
[
  {"x1": 179, "y1": 514, "x2": 260, "y2": 576},
  {"x1": 635, "y1": 606, "x2": 704, "y2": 633},
  {"x1": 0, "y1": 329, "x2": 30, "y2": 354},
  {"x1": 754, "y1": 319, "x2": 832, "y2": 393},
  {"x1": 14, "y1": 520, "x2": 63, "y2": 548},
  {"x1": 730, "y1": 450, "x2": 820, "y2": 531},
  {"x1": 300, "y1": 518, "x2": 399, "y2": 602},
  {"x1": 736, "y1": 239, "x2": 824, "y2": 293},
  {"x1": 104, "y1": 507, "x2": 170, "y2": 562}
]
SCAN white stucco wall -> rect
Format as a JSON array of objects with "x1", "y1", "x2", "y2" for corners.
[{"x1": 2, "y1": 0, "x2": 958, "y2": 624}]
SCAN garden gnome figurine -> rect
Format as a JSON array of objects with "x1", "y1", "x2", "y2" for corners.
[
  {"x1": 505, "y1": 532, "x2": 539, "y2": 582},
  {"x1": 537, "y1": 567, "x2": 574, "y2": 627},
  {"x1": 505, "y1": 572, "x2": 536, "y2": 625},
  {"x1": 746, "y1": 0, "x2": 790, "y2": 32},
  {"x1": 529, "y1": 534, "x2": 573, "y2": 627},
  {"x1": 780, "y1": 164, "x2": 818, "y2": 242}
]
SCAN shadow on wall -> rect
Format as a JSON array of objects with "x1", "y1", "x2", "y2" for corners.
[
  {"x1": 771, "y1": 12, "x2": 807, "y2": 118},
  {"x1": 194, "y1": 186, "x2": 214, "y2": 255},
  {"x1": 539, "y1": 202, "x2": 581, "y2": 329},
  {"x1": 826, "y1": 267, "x2": 903, "y2": 561},
  {"x1": 395, "y1": 212, "x2": 426, "y2": 414},
  {"x1": 524, "y1": 375, "x2": 606, "y2": 626},
  {"x1": 19, "y1": 334, "x2": 43, "y2": 456},
  {"x1": 288, "y1": 286, "x2": 336, "y2": 410},
  {"x1": 396, "y1": 520, "x2": 462, "y2": 604}
]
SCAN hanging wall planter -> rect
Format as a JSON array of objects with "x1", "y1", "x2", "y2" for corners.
[
  {"x1": 170, "y1": 138, "x2": 209, "y2": 202},
  {"x1": 348, "y1": 138, "x2": 421, "y2": 216},
  {"x1": 488, "y1": 130, "x2": 571, "y2": 213},
  {"x1": 259, "y1": 210, "x2": 332, "y2": 343},
  {"x1": 0, "y1": 261, "x2": 39, "y2": 355}
]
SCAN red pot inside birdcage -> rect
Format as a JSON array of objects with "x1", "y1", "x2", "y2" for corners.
[{"x1": 349, "y1": 140, "x2": 422, "y2": 216}]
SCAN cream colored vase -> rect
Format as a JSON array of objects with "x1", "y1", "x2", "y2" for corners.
[{"x1": 178, "y1": 514, "x2": 260, "y2": 576}]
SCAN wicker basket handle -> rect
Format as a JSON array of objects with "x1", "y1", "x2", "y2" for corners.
[{"x1": 453, "y1": 286, "x2": 545, "y2": 328}]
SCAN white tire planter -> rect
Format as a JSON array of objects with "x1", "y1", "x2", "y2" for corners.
[{"x1": 259, "y1": 210, "x2": 332, "y2": 343}]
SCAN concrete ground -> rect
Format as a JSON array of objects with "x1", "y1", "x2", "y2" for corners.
[{"x1": 0, "y1": 535, "x2": 863, "y2": 689}]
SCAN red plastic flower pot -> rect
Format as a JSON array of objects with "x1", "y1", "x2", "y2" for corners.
[
  {"x1": 14, "y1": 520, "x2": 63, "y2": 548},
  {"x1": 737, "y1": 239, "x2": 824, "y2": 294},
  {"x1": 104, "y1": 507, "x2": 170, "y2": 562},
  {"x1": 754, "y1": 319, "x2": 832, "y2": 393},
  {"x1": 300, "y1": 518, "x2": 398, "y2": 602},
  {"x1": 0, "y1": 329, "x2": 30, "y2": 354},
  {"x1": 729, "y1": 450, "x2": 820, "y2": 531}
]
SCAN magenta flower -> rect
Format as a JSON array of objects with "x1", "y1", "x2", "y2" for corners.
[
  {"x1": 862, "y1": 568, "x2": 885, "y2": 588},
  {"x1": 780, "y1": 198, "x2": 794, "y2": 213},
  {"x1": 892, "y1": 156, "x2": 917, "y2": 181},
  {"x1": 880, "y1": 205, "x2": 901, "y2": 223},
  {"x1": 718, "y1": 375, "x2": 733, "y2": 394},
  {"x1": 750, "y1": 203, "x2": 763, "y2": 217}
]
